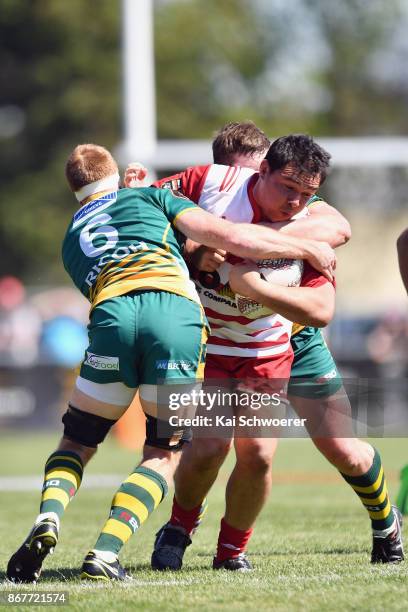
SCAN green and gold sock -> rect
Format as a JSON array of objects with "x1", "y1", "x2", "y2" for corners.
[
  {"x1": 94, "y1": 466, "x2": 168, "y2": 555},
  {"x1": 39, "y1": 450, "x2": 83, "y2": 519},
  {"x1": 341, "y1": 448, "x2": 394, "y2": 532}
]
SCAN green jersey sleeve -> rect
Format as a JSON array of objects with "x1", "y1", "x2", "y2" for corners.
[{"x1": 160, "y1": 188, "x2": 199, "y2": 224}]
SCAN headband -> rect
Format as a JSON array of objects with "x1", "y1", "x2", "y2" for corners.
[{"x1": 75, "y1": 172, "x2": 120, "y2": 202}]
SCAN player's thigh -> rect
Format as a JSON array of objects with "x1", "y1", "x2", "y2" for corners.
[
  {"x1": 79, "y1": 295, "x2": 141, "y2": 390},
  {"x1": 288, "y1": 328, "x2": 342, "y2": 400},
  {"x1": 70, "y1": 385, "x2": 132, "y2": 420},
  {"x1": 291, "y1": 388, "x2": 355, "y2": 438}
]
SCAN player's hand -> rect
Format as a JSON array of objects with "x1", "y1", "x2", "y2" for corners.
[
  {"x1": 306, "y1": 241, "x2": 336, "y2": 281},
  {"x1": 229, "y1": 262, "x2": 263, "y2": 299},
  {"x1": 192, "y1": 246, "x2": 227, "y2": 272},
  {"x1": 124, "y1": 163, "x2": 148, "y2": 188}
]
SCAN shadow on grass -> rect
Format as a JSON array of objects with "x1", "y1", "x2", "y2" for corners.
[
  {"x1": 0, "y1": 567, "x2": 81, "y2": 584},
  {"x1": 195, "y1": 546, "x2": 366, "y2": 558},
  {"x1": 126, "y1": 563, "x2": 155, "y2": 573},
  {"x1": 41, "y1": 567, "x2": 82, "y2": 581}
]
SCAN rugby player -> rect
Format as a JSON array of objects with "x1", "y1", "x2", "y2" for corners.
[
  {"x1": 396, "y1": 228, "x2": 408, "y2": 515},
  {"x1": 140, "y1": 129, "x2": 403, "y2": 570},
  {"x1": 397, "y1": 228, "x2": 408, "y2": 295},
  {"x1": 6, "y1": 143, "x2": 335, "y2": 583}
]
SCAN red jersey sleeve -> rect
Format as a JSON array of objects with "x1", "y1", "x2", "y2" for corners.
[
  {"x1": 301, "y1": 261, "x2": 336, "y2": 289},
  {"x1": 153, "y1": 165, "x2": 211, "y2": 204}
]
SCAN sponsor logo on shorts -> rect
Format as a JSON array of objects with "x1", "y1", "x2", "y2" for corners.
[
  {"x1": 84, "y1": 352, "x2": 119, "y2": 371},
  {"x1": 155, "y1": 360, "x2": 194, "y2": 371},
  {"x1": 316, "y1": 368, "x2": 338, "y2": 382}
]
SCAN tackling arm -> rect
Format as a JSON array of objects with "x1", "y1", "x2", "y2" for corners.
[
  {"x1": 397, "y1": 228, "x2": 408, "y2": 294},
  {"x1": 229, "y1": 263, "x2": 335, "y2": 327},
  {"x1": 175, "y1": 208, "x2": 336, "y2": 280},
  {"x1": 183, "y1": 239, "x2": 227, "y2": 272},
  {"x1": 279, "y1": 201, "x2": 351, "y2": 248}
]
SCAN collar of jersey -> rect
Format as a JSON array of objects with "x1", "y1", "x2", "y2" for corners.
[{"x1": 79, "y1": 189, "x2": 117, "y2": 207}]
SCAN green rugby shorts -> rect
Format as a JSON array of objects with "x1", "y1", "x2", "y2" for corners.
[
  {"x1": 288, "y1": 328, "x2": 342, "y2": 399},
  {"x1": 80, "y1": 290, "x2": 208, "y2": 388}
]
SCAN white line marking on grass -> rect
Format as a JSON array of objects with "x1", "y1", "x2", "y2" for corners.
[{"x1": 0, "y1": 475, "x2": 123, "y2": 491}]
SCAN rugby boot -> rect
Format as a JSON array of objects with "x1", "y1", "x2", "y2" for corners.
[
  {"x1": 151, "y1": 523, "x2": 192, "y2": 570},
  {"x1": 212, "y1": 552, "x2": 253, "y2": 571},
  {"x1": 80, "y1": 551, "x2": 131, "y2": 581},
  {"x1": 6, "y1": 518, "x2": 59, "y2": 583},
  {"x1": 371, "y1": 505, "x2": 404, "y2": 563}
]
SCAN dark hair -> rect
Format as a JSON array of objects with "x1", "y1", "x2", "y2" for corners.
[
  {"x1": 212, "y1": 121, "x2": 270, "y2": 165},
  {"x1": 265, "y1": 134, "x2": 331, "y2": 184}
]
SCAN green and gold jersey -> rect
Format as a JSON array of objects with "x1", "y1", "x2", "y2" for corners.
[{"x1": 62, "y1": 187, "x2": 200, "y2": 308}]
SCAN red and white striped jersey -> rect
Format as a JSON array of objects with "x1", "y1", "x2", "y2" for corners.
[
  {"x1": 156, "y1": 164, "x2": 259, "y2": 221},
  {"x1": 155, "y1": 164, "x2": 329, "y2": 358}
]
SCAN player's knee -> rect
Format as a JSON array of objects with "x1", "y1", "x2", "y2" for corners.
[
  {"x1": 190, "y1": 437, "x2": 232, "y2": 469},
  {"x1": 235, "y1": 439, "x2": 276, "y2": 474}
]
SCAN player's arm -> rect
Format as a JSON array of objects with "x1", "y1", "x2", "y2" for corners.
[
  {"x1": 397, "y1": 228, "x2": 408, "y2": 294},
  {"x1": 229, "y1": 263, "x2": 335, "y2": 327},
  {"x1": 183, "y1": 239, "x2": 227, "y2": 272},
  {"x1": 175, "y1": 208, "x2": 336, "y2": 280},
  {"x1": 278, "y1": 201, "x2": 351, "y2": 248}
]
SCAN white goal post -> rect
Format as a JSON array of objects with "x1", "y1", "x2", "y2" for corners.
[{"x1": 117, "y1": 0, "x2": 408, "y2": 171}]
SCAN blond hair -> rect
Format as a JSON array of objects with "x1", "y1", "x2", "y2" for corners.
[{"x1": 65, "y1": 144, "x2": 119, "y2": 192}]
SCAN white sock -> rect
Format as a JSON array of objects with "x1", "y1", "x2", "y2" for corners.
[
  {"x1": 372, "y1": 517, "x2": 396, "y2": 538},
  {"x1": 35, "y1": 512, "x2": 60, "y2": 531},
  {"x1": 92, "y1": 549, "x2": 118, "y2": 563}
]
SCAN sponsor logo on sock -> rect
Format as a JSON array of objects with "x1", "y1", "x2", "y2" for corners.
[
  {"x1": 44, "y1": 479, "x2": 61, "y2": 488},
  {"x1": 119, "y1": 511, "x2": 138, "y2": 532}
]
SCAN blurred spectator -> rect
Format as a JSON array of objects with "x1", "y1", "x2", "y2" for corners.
[
  {"x1": 0, "y1": 277, "x2": 88, "y2": 367},
  {"x1": 0, "y1": 276, "x2": 42, "y2": 366},
  {"x1": 40, "y1": 316, "x2": 88, "y2": 367},
  {"x1": 366, "y1": 309, "x2": 408, "y2": 378},
  {"x1": 32, "y1": 287, "x2": 88, "y2": 367}
]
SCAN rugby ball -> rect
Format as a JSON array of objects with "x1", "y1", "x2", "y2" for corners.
[{"x1": 235, "y1": 258, "x2": 304, "y2": 319}]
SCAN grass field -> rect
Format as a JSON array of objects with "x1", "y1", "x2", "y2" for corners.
[{"x1": 0, "y1": 433, "x2": 407, "y2": 611}]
